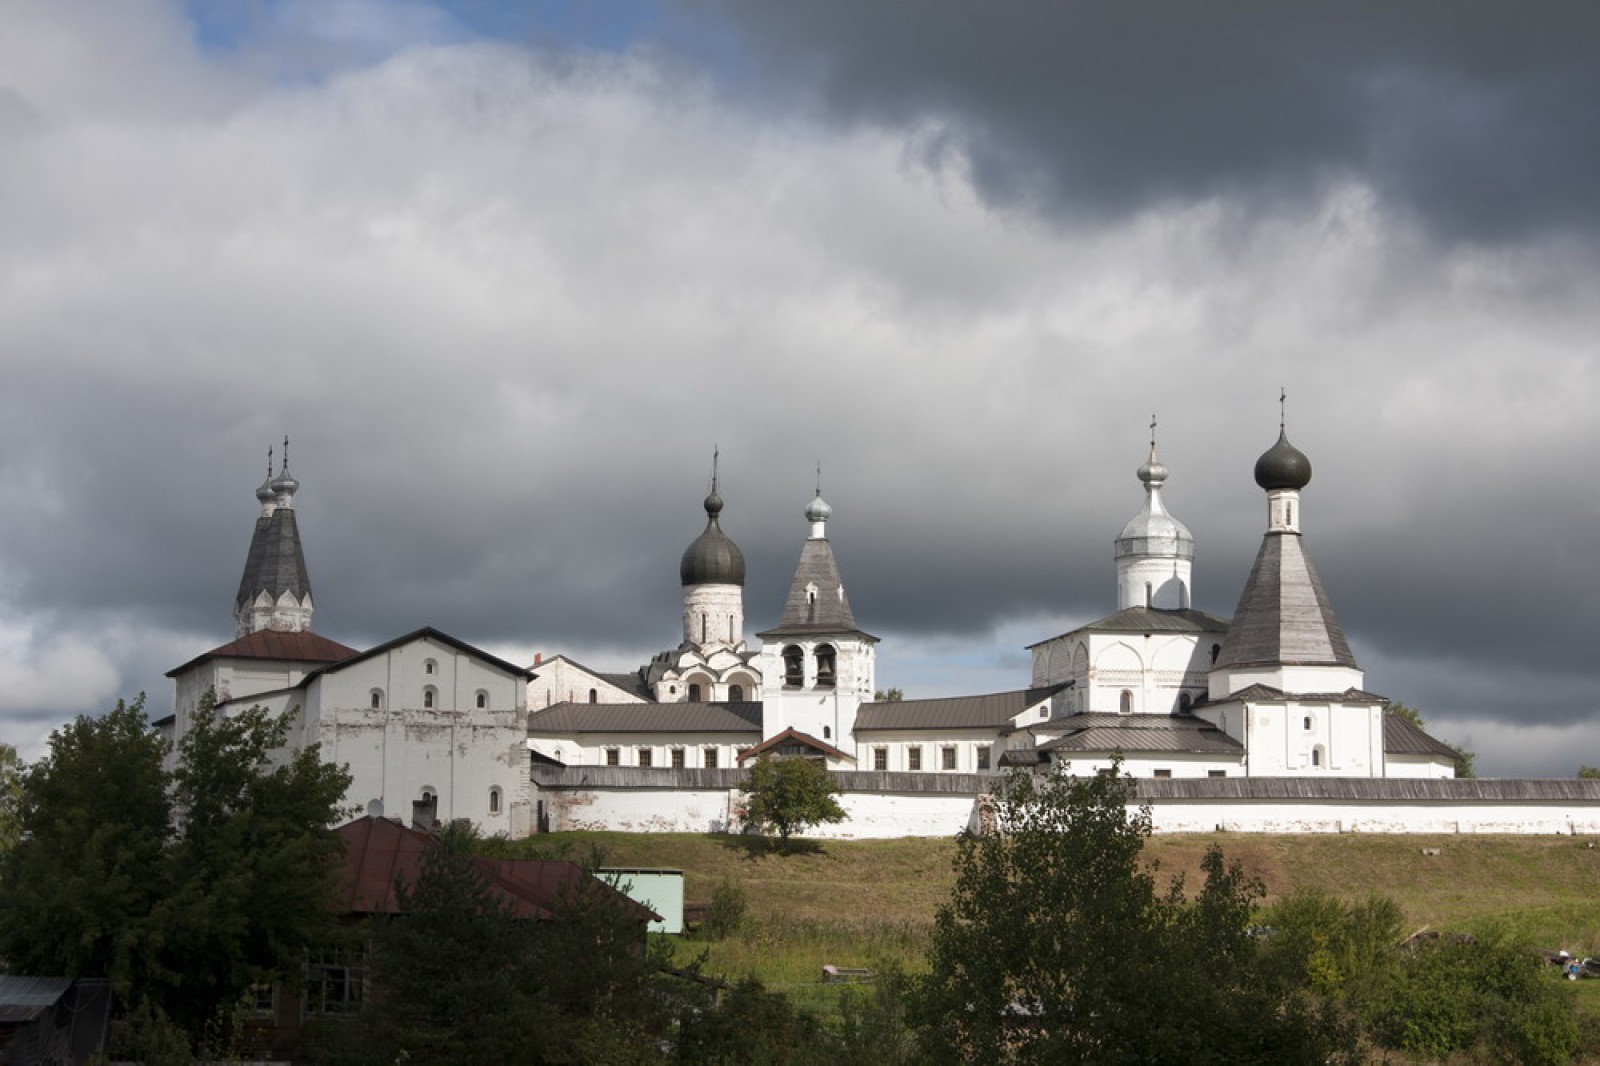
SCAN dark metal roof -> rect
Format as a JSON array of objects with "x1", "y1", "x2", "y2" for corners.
[
  {"x1": 1384, "y1": 713, "x2": 1461, "y2": 759},
  {"x1": 335, "y1": 816, "x2": 656, "y2": 922},
  {"x1": 306, "y1": 626, "x2": 537, "y2": 684},
  {"x1": 738, "y1": 727, "x2": 854, "y2": 763},
  {"x1": 528, "y1": 700, "x2": 762, "y2": 734},
  {"x1": 856, "y1": 684, "x2": 1069, "y2": 731},
  {"x1": 1132, "y1": 777, "x2": 1600, "y2": 802},
  {"x1": 234, "y1": 506, "x2": 312, "y2": 613},
  {"x1": 1213, "y1": 532, "x2": 1357, "y2": 670},
  {"x1": 1224, "y1": 684, "x2": 1388, "y2": 703},
  {"x1": 166, "y1": 628, "x2": 358, "y2": 677},
  {"x1": 597, "y1": 670, "x2": 654, "y2": 701},
  {"x1": 1026, "y1": 607, "x2": 1228, "y2": 648},
  {"x1": 1034, "y1": 713, "x2": 1243, "y2": 756},
  {"x1": 0, "y1": 976, "x2": 72, "y2": 1023},
  {"x1": 757, "y1": 537, "x2": 875, "y2": 641}
]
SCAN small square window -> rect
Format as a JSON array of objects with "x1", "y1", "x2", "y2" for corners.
[
  {"x1": 1153, "y1": 768, "x2": 1172, "y2": 779},
  {"x1": 908, "y1": 747, "x2": 922, "y2": 771},
  {"x1": 977, "y1": 746, "x2": 991, "y2": 771},
  {"x1": 873, "y1": 747, "x2": 888, "y2": 771},
  {"x1": 704, "y1": 748, "x2": 719, "y2": 769},
  {"x1": 605, "y1": 748, "x2": 619, "y2": 766},
  {"x1": 671, "y1": 748, "x2": 686, "y2": 769},
  {"x1": 1208, "y1": 770, "x2": 1226, "y2": 778},
  {"x1": 638, "y1": 748, "x2": 652, "y2": 768},
  {"x1": 941, "y1": 746, "x2": 957, "y2": 771}
]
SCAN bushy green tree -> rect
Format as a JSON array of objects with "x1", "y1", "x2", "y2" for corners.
[
  {"x1": 742, "y1": 755, "x2": 846, "y2": 845},
  {"x1": 674, "y1": 978, "x2": 836, "y2": 1064},
  {"x1": 0, "y1": 694, "x2": 351, "y2": 1054},
  {"x1": 910, "y1": 769, "x2": 1343, "y2": 1064},
  {"x1": 1577, "y1": 765, "x2": 1600, "y2": 779},
  {"x1": 0, "y1": 741, "x2": 25, "y2": 855}
]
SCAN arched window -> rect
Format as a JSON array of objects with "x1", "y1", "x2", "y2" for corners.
[
  {"x1": 423, "y1": 686, "x2": 437, "y2": 710},
  {"x1": 476, "y1": 690, "x2": 489, "y2": 709},
  {"x1": 1179, "y1": 692, "x2": 1192, "y2": 712},
  {"x1": 370, "y1": 689, "x2": 383, "y2": 710},
  {"x1": 815, "y1": 644, "x2": 837, "y2": 689},
  {"x1": 1303, "y1": 715, "x2": 1312, "y2": 731},
  {"x1": 783, "y1": 645, "x2": 804, "y2": 687},
  {"x1": 488, "y1": 787, "x2": 502, "y2": 815},
  {"x1": 1144, "y1": 581, "x2": 1153, "y2": 606},
  {"x1": 1312, "y1": 746, "x2": 1324, "y2": 768},
  {"x1": 420, "y1": 786, "x2": 436, "y2": 806},
  {"x1": 1210, "y1": 643, "x2": 1221, "y2": 664},
  {"x1": 688, "y1": 683, "x2": 702, "y2": 702},
  {"x1": 823, "y1": 726, "x2": 831, "y2": 739},
  {"x1": 1119, "y1": 690, "x2": 1133, "y2": 714},
  {"x1": 588, "y1": 688, "x2": 598, "y2": 703},
  {"x1": 424, "y1": 659, "x2": 437, "y2": 676},
  {"x1": 729, "y1": 684, "x2": 744, "y2": 701}
]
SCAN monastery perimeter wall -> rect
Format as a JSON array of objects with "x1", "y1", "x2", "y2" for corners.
[{"x1": 530, "y1": 767, "x2": 1600, "y2": 838}]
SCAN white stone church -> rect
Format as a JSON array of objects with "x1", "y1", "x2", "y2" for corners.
[{"x1": 161, "y1": 426, "x2": 1600, "y2": 837}]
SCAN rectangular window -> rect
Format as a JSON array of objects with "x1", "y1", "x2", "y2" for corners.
[
  {"x1": 671, "y1": 748, "x2": 686, "y2": 769},
  {"x1": 304, "y1": 948, "x2": 368, "y2": 1016},
  {"x1": 704, "y1": 747, "x2": 718, "y2": 769},
  {"x1": 1153, "y1": 768, "x2": 1172, "y2": 779},
  {"x1": 638, "y1": 748, "x2": 652, "y2": 768},
  {"x1": 976, "y1": 746, "x2": 991, "y2": 770},
  {"x1": 245, "y1": 983, "x2": 276, "y2": 1019},
  {"x1": 1208, "y1": 770, "x2": 1226, "y2": 778},
  {"x1": 908, "y1": 747, "x2": 922, "y2": 771},
  {"x1": 605, "y1": 748, "x2": 619, "y2": 766},
  {"x1": 873, "y1": 747, "x2": 888, "y2": 771},
  {"x1": 941, "y1": 746, "x2": 957, "y2": 771}
]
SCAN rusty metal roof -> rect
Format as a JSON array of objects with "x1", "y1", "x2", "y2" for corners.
[
  {"x1": 335, "y1": 817, "x2": 657, "y2": 922},
  {"x1": 856, "y1": 684, "x2": 1069, "y2": 731},
  {"x1": 166, "y1": 628, "x2": 358, "y2": 677}
]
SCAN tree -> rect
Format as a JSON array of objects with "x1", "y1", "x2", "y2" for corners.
[
  {"x1": 0, "y1": 742, "x2": 23, "y2": 855},
  {"x1": 1385, "y1": 701, "x2": 1475, "y2": 778},
  {"x1": 741, "y1": 755, "x2": 847, "y2": 845},
  {"x1": 909, "y1": 769, "x2": 1343, "y2": 1063},
  {"x1": 1577, "y1": 765, "x2": 1600, "y2": 779},
  {"x1": 0, "y1": 693, "x2": 351, "y2": 1054},
  {"x1": 874, "y1": 688, "x2": 904, "y2": 702}
]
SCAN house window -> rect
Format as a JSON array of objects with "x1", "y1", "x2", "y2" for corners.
[
  {"x1": 977, "y1": 746, "x2": 991, "y2": 770},
  {"x1": 370, "y1": 689, "x2": 383, "y2": 709},
  {"x1": 823, "y1": 726, "x2": 831, "y2": 739},
  {"x1": 488, "y1": 787, "x2": 502, "y2": 814},
  {"x1": 1119, "y1": 690, "x2": 1133, "y2": 714},
  {"x1": 424, "y1": 659, "x2": 436, "y2": 675},
  {"x1": 704, "y1": 748, "x2": 718, "y2": 769},
  {"x1": 605, "y1": 748, "x2": 619, "y2": 766},
  {"x1": 729, "y1": 684, "x2": 744, "y2": 701},
  {"x1": 1179, "y1": 693, "x2": 1192, "y2": 712},
  {"x1": 1039, "y1": 706, "x2": 1048, "y2": 718},
  {"x1": 1312, "y1": 746, "x2": 1324, "y2": 768},
  {"x1": 1153, "y1": 768, "x2": 1172, "y2": 779},
  {"x1": 304, "y1": 948, "x2": 368, "y2": 1016},
  {"x1": 589, "y1": 688, "x2": 598, "y2": 703},
  {"x1": 688, "y1": 683, "x2": 703, "y2": 702},
  {"x1": 815, "y1": 644, "x2": 837, "y2": 689},
  {"x1": 476, "y1": 690, "x2": 489, "y2": 709},
  {"x1": 671, "y1": 748, "x2": 686, "y2": 769},
  {"x1": 638, "y1": 748, "x2": 653, "y2": 768},
  {"x1": 908, "y1": 747, "x2": 922, "y2": 771},
  {"x1": 423, "y1": 686, "x2": 437, "y2": 709},
  {"x1": 940, "y1": 746, "x2": 956, "y2": 771},
  {"x1": 1303, "y1": 715, "x2": 1312, "y2": 731},
  {"x1": 873, "y1": 747, "x2": 888, "y2": 771},
  {"x1": 783, "y1": 645, "x2": 804, "y2": 687},
  {"x1": 245, "y1": 982, "x2": 276, "y2": 1018},
  {"x1": 1208, "y1": 770, "x2": 1226, "y2": 778}
]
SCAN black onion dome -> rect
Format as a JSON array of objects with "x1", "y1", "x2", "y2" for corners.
[
  {"x1": 680, "y1": 492, "x2": 746, "y2": 586},
  {"x1": 1254, "y1": 430, "x2": 1312, "y2": 491}
]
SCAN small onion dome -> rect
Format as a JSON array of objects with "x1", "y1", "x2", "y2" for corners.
[
  {"x1": 680, "y1": 494, "x2": 746, "y2": 586},
  {"x1": 270, "y1": 465, "x2": 300, "y2": 497},
  {"x1": 1137, "y1": 452, "x2": 1169, "y2": 487},
  {"x1": 255, "y1": 475, "x2": 276, "y2": 504},
  {"x1": 805, "y1": 492, "x2": 832, "y2": 524},
  {"x1": 1254, "y1": 430, "x2": 1312, "y2": 491}
]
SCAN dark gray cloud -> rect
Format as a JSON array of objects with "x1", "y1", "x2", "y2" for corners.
[
  {"x1": 1, "y1": 1, "x2": 1598, "y2": 778},
  {"x1": 698, "y1": 2, "x2": 1600, "y2": 244}
]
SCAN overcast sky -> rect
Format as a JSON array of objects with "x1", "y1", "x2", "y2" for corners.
[{"x1": 2, "y1": 0, "x2": 1597, "y2": 776}]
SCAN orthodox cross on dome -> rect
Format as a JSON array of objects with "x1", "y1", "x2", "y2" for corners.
[
  {"x1": 710, "y1": 444, "x2": 720, "y2": 494},
  {"x1": 1149, "y1": 413, "x2": 1158, "y2": 453},
  {"x1": 282, "y1": 435, "x2": 291, "y2": 474},
  {"x1": 1279, "y1": 387, "x2": 1287, "y2": 432},
  {"x1": 266, "y1": 444, "x2": 273, "y2": 479}
]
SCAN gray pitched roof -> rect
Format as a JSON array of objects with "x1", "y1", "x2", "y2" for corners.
[
  {"x1": 757, "y1": 537, "x2": 874, "y2": 640},
  {"x1": 856, "y1": 684, "x2": 1069, "y2": 731},
  {"x1": 1213, "y1": 532, "x2": 1357, "y2": 670},
  {"x1": 1033, "y1": 713, "x2": 1243, "y2": 756},
  {"x1": 1223, "y1": 684, "x2": 1388, "y2": 704},
  {"x1": 234, "y1": 507, "x2": 311, "y2": 611},
  {"x1": 528, "y1": 701, "x2": 762, "y2": 734},
  {"x1": 1027, "y1": 606, "x2": 1229, "y2": 648},
  {"x1": 1384, "y1": 713, "x2": 1460, "y2": 759}
]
